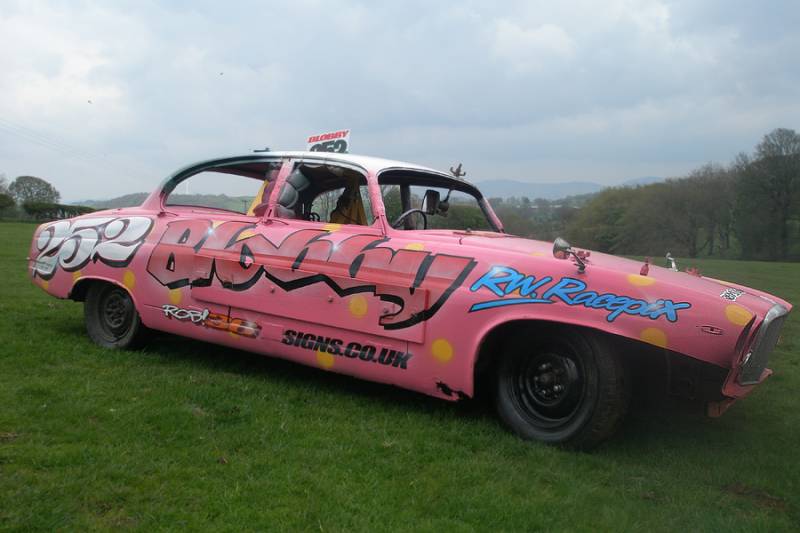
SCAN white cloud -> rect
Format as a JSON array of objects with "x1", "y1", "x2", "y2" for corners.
[
  {"x1": 0, "y1": 4, "x2": 133, "y2": 135},
  {"x1": 490, "y1": 20, "x2": 576, "y2": 73},
  {"x1": 0, "y1": 0, "x2": 797, "y2": 201}
]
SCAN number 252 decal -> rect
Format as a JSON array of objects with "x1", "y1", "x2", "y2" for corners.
[
  {"x1": 32, "y1": 217, "x2": 153, "y2": 279},
  {"x1": 309, "y1": 139, "x2": 348, "y2": 153}
]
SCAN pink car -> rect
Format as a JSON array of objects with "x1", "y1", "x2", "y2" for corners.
[{"x1": 28, "y1": 152, "x2": 792, "y2": 448}]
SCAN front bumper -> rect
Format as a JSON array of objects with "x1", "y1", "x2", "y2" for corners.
[
  {"x1": 738, "y1": 304, "x2": 789, "y2": 385},
  {"x1": 708, "y1": 303, "x2": 790, "y2": 417}
]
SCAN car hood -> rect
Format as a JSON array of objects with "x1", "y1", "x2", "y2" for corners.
[{"x1": 451, "y1": 232, "x2": 792, "y2": 314}]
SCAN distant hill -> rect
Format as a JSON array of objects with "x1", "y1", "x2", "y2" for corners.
[
  {"x1": 474, "y1": 180, "x2": 604, "y2": 200},
  {"x1": 76, "y1": 176, "x2": 667, "y2": 208},
  {"x1": 79, "y1": 193, "x2": 149, "y2": 209},
  {"x1": 79, "y1": 193, "x2": 254, "y2": 212},
  {"x1": 473, "y1": 176, "x2": 665, "y2": 200},
  {"x1": 620, "y1": 176, "x2": 665, "y2": 187}
]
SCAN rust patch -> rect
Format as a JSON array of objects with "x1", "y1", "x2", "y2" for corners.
[{"x1": 436, "y1": 381, "x2": 469, "y2": 400}]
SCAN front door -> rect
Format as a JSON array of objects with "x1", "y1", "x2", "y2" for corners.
[{"x1": 187, "y1": 159, "x2": 428, "y2": 344}]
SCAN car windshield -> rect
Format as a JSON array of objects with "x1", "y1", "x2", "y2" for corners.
[{"x1": 378, "y1": 170, "x2": 497, "y2": 232}]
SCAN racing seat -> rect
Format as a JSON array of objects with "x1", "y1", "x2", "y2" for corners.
[
  {"x1": 275, "y1": 168, "x2": 311, "y2": 219},
  {"x1": 329, "y1": 176, "x2": 368, "y2": 225}
]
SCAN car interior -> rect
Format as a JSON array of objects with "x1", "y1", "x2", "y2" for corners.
[{"x1": 272, "y1": 163, "x2": 371, "y2": 225}]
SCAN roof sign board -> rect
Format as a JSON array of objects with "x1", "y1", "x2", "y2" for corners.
[{"x1": 307, "y1": 129, "x2": 349, "y2": 153}]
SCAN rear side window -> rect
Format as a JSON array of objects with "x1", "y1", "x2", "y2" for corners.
[{"x1": 165, "y1": 162, "x2": 281, "y2": 215}]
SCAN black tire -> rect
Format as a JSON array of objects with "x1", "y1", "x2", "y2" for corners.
[
  {"x1": 84, "y1": 283, "x2": 147, "y2": 349},
  {"x1": 494, "y1": 326, "x2": 629, "y2": 449}
]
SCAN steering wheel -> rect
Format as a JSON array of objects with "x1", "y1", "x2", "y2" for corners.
[{"x1": 391, "y1": 209, "x2": 428, "y2": 230}]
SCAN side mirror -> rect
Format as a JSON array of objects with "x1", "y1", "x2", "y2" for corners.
[
  {"x1": 553, "y1": 237, "x2": 572, "y2": 259},
  {"x1": 553, "y1": 237, "x2": 586, "y2": 273},
  {"x1": 438, "y1": 189, "x2": 451, "y2": 215},
  {"x1": 423, "y1": 189, "x2": 440, "y2": 215}
]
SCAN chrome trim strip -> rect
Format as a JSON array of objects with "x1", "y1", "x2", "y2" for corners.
[{"x1": 738, "y1": 303, "x2": 789, "y2": 385}]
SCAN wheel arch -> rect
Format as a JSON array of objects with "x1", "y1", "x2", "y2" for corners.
[
  {"x1": 469, "y1": 316, "x2": 731, "y2": 410},
  {"x1": 470, "y1": 317, "x2": 662, "y2": 399},
  {"x1": 69, "y1": 276, "x2": 142, "y2": 311}
]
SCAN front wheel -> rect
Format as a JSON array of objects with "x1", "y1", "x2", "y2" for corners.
[
  {"x1": 84, "y1": 283, "x2": 147, "y2": 349},
  {"x1": 494, "y1": 327, "x2": 629, "y2": 449}
]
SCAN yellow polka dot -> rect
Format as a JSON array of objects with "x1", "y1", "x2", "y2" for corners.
[
  {"x1": 39, "y1": 279, "x2": 49, "y2": 291},
  {"x1": 530, "y1": 251, "x2": 545, "y2": 257},
  {"x1": 322, "y1": 223, "x2": 342, "y2": 232},
  {"x1": 725, "y1": 304, "x2": 752, "y2": 326},
  {"x1": 627, "y1": 274, "x2": 656, "y2": 287},
  {"x1": 168, "y1": 288, "x2": 183, "y2": 305},
  {"x1": 640, "y1": 327, "x2": 668, "y2": 348},
  {"x1": 348, "y1": 295, "x2": 368, "y2": 318},
  {"x1": 431, "y1": 338, "x2": 454, "y2": 363},
  {"x1": 317, "y1": 350, "x2": 335, "y2": 369},
  {"x1": 404, "y1": 242, "x2": 425, "y2": 251},
  {"x1": 122, "y1": 270, "x2": 136, "y2": 290},
  {"x1": 72, "y1": 270, "x2": 81, "y2": 283},
  {"x1": 228, "y1": 330, "x2": 239, "y2": 339},
  {"x1": 236, "y1": 229, "x2": 257, "y2": 242},
  {"x1": 212, "y1": 220, "x2": 224, "y2": 228}
]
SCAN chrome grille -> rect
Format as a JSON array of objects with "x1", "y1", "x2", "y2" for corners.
[{"x1": 738, "y1": 304, "x2": 789, "y2": 385}]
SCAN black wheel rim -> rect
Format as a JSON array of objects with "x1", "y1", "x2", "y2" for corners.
[
  {"x1": 98, "y1": 287, "x2": 134, "y2": 340},
  {"x1": 510, "y1": 343, "x2": 586, "y2": 430}
]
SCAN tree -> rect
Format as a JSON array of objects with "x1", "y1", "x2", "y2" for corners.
[
  {"x1": 680, "y1": 163, "x2": 735, "y2": 256},
  {"x1": 733, "y1": 128, "x2": 800, "y2": 259},
  {"x1": 0, "y1": 193, "x2": 13, "y2": 211},
  {"x1": 0, "y1": 175, "x2": 15, "y2": 216},
  {"x1": 21, "y1": 202, "x2": 93, "y2": 221},
  {"x1": 9, "y1": 175, "x2": 61, "y2": 204},
  {"x1": 566, "y1": 187, "x2": 633, "y2": 253}
]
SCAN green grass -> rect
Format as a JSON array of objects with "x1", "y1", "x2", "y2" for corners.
[{"x1": 1, "y1": 221, "x2": 798, "y2": 531}]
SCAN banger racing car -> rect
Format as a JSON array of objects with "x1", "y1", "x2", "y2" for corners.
[{"x1": 28, "y1": 151, "x2": 792, "y2": 448}]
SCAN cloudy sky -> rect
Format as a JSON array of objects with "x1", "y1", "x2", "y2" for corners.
[{"x1": 0, "y1": 0, "x2": 798, "y2": 202}]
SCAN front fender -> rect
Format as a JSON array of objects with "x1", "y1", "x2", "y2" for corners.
[{"x1": 459, "y1": 262, "x2": 773, "y2": 380}]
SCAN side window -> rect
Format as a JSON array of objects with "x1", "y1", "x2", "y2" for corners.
[
  {"x1": 379, "y1": 178, "x2": 492, "y2": 231},
  {"x1": 166, "y1": 163, "x2": 280, "y2": 215},
  {"x1": 418, "y1": 188, "x2": 492, "y2": 231},
  {"x1": 274, "y1": 163, "x2": 373, "y2": 226}
]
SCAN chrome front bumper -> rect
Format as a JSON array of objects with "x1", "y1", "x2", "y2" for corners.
[{"x1": 738, "y1": 304, "x2": 789, "y2": 385}]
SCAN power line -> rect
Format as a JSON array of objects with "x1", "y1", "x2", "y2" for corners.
[
  {"x1": 0, "y1": 115, "x2": 154, "y2": 188},
  {"x1": 0, "y1": 116, "x2": 107, "y2": 161}
]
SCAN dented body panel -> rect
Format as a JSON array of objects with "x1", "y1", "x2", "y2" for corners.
[{"x1": 28, "y1": 152, "x2": 792, "y2": 410}]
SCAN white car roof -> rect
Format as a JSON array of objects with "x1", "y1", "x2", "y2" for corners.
[
  {"x1": 161, "y1": 151, "x2": 477, "y2": 193},
  {"x1": 234, "y1": 151, "x2": 445, "y2": 175}
]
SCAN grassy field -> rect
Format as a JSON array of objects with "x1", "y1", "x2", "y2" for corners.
[{"x1": 1, "y1": 221, "x2": 798, "y2": 531}]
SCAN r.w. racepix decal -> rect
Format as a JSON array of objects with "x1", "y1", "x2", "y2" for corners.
[{"x1": 469, "y1": 266, "x2": 692, "y2": 322}]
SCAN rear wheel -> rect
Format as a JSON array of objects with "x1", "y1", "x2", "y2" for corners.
[
  {"x1": 84, "y1": 283, "x2": 147, "y2": 349},
  {"x1": 494, "y1": 326, "x2": 628, "y2": 449}
]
